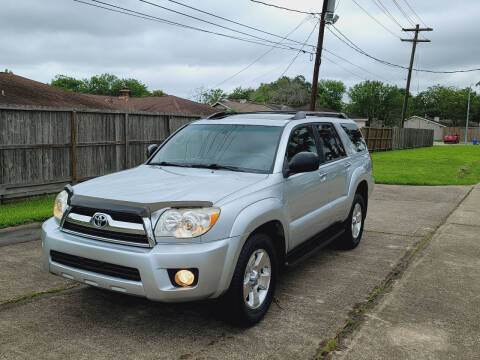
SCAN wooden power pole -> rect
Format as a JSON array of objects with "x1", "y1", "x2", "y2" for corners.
[
  {"x1": 309, "y1": 0, "x2": 329, "y2": 111},
  {"x1": 400, "y1": 24, "x2": 433, "y2": 127}
]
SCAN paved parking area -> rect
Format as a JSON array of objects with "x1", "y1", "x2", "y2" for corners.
[{"x1": 0, "y1": 185, "x2": 471, "y2": 359}]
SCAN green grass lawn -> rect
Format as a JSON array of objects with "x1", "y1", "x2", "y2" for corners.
[
  {"x1": 0, "y1": 195, "x2": 55, "y2": 229},
  {"x1": 372, "y1": 145, "x2": 480, "y2": 185}
]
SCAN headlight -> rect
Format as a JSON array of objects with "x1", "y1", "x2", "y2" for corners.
[
  {"x1": 53, "y1": 190, "x2": 68, "y2": 223},
  {"x1": 155, "y1": 207, "x2": 220, "y2": 238}
]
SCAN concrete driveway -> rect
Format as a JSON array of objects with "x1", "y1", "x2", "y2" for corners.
[{"x1": 0, "y1": 185, "x2": 471, "y2": 359}]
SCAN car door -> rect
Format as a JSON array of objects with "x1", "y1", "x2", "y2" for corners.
[
  {"x1": 284, "y1": 125, "x2": 332, "y2": 250},
  {"x1": 315, "y1": 123, "x2": 349, "y2": 223}
]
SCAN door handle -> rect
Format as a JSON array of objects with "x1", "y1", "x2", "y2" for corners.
[
  {"x1": 318, "y1": 173, "x2": 327, "y2": 182},
  {"x1": 344, "y1": 162, "x2": 352, "y2": 168}
]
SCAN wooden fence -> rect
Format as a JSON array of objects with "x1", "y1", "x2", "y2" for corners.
[
  {"x1": 443, "y1": 127, "x2": 480, "y2": 143},
  {"x1": 0, "y1": 105, "x2": 200, "y2": 201},
  {"x1": 361, "y1": 127, "x2": 434, "y2": 152},
  {"x1": 392, "y1": 128, "x2": 434, "y2": 150},
  {"x1": 360, "y1": 128, "x2": 393, "y2": 152}
]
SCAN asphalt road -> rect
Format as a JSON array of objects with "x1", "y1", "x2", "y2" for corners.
[{"x1": 0, "y1": 185, "x2": 471, "y2": 360}]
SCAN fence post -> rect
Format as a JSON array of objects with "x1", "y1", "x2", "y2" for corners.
[
  {"x1": 124, "y1": 112, "x2": 129, "y2": 169},
  {"x1": 166, "y1": 114, "x2": 172, "y2": 137},
  {"x1": 0, "y1": 184, "x2": 4, "y2": 205},
  {"x1": 70, "y1": 111, "x2": 78, "y2": 185}
]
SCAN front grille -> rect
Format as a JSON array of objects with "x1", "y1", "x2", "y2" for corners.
[
  {"x1": 50, "y1": 250, "x2": 141, "y2": 282},
  {"x1": 63, "y1": 221, "x2": 149, "y2": 245},
  {"x1": 69, "y1": 206, "x2": 143, "y2": 224}
]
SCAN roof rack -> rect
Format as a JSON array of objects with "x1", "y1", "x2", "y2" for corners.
[{"x1": 206, "y1": 110, "x2": 348, "y2": 120}]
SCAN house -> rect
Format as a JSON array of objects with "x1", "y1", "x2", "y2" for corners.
[
  {"x1": 405, "y1": 116, "x2": 446, "y2": 140},
  {"x1": 0, "y1": 73, "x2": 217, "y2": 116},
  {"x1": 212, "y1": 99, "x2": 291, "y2": 113},
  {"x1": 348, "y1": 115, "x2": 367, "y2": 129},
  {"x1": 213, "y1": 99, "x2": 370, "y2": 129}
]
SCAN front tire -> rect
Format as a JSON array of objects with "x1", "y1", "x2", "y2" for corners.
[
  {"x1": 224, "y1": 233, "x2": 277, "y2": 326},
  {"x1": 337, "y1": 193, "x2": 366, "y2": 250}
]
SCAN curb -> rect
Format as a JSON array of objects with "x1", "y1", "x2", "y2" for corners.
[{"x1": 0, "y1": 222, "x2": 42, "y2": 247}]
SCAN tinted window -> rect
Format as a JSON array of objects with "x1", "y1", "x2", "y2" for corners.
[
  {"x1": 316, "y1": 123, "x2": 346, "y2": 161},
  {"x1": 341, "y1": 123, "x2": 367, "y2": 152},
  {"x1": 149, "y1": 124, "x2": 283, "y2": 173},
  {"x1": 286, "y1": 125, "x2": 318, "y2": 162}
]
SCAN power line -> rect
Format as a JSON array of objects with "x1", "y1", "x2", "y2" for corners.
[
  {"x1": 371, "y1": 0, "x2": 403, "y2": 28},
  {"x1": 145, "y1": 0, "x2": 309, "y2": 47},
  {"x1": 330, "y1": 24, "x2": 480, "y2": 74},
  {"x1": 323, "y1": 31, "x2": 390, "y2": 81},
  {"x1": 349, "y1": 0, "x2": 401, "y2": 39},
  {"x1": 323, "y1": 54, "x2": 366, "y2": 80},
  {"x1": 138, "y1": 0, "x2": 305, "y2": 49},
  {"x1": 391, "y1": 0, "x2": 415, "y2": 26},
  {"x1": 401, "y1": 0, "x2": 428, "y2": 27},
  {"x1": 214, "y1": 17, "x2": 309, "y2": 87},
  {"x1": 77, "y1": 0, "x2": 480, "y2": 76},
  {"x1": 281, "y1": 22, "x2": 318, "y2": 77},
  {"x1": 249, "y1": 0, "x2": 320, "y2": 15},
  {"x1": 76, "y1": 0, "x2": 316, "y2": 54}
]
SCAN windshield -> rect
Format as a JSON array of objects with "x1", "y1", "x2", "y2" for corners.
[{"x1": 149, "y1": 124, "x2": 284, "y2": 173}]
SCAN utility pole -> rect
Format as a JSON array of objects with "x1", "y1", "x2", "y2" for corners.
[
  {"x1": 466, "y1": 86, "x2": 471, "y2": 145},
  {"x1": 465, "y1": 82, "x2": 480, "y2": 144},
  {"x1": 309, "y1": 0, "x2": 329, "y2": 111},
  {"x1": 400, "y1": 24, "x2": 433, "y2": 127}
]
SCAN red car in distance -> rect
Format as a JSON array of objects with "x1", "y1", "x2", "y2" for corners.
[{"x1": 444, "y1": 133, "x2": 459, "y2": 144}]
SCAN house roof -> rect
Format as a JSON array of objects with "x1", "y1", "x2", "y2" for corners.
[
  {"x1": 0, "y1": 72, "x2": 118, "y2": 110},
  {"x1": 213, "y1": 99, "x2": 292, "y2": 112},
  {"x1": 292, "y1": 104, "x2": 338, "y2": 113},
  {"x1": 408, "y1": 115, "x2": 447, "y2": 127},
  {"x1": 0, "y1": 72, "x2": 217, "y2": 116},
  {"x1": 87, "y1": 94, "x2": 217, "y2": 116}
]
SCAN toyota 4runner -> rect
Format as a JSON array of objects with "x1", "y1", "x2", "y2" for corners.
[{"x1": 42, "y1": 111, "x2": 374, "y2": 325}]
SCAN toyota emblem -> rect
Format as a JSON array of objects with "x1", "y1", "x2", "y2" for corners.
[{"x1": 91, "y1": 213, "x2": 108, "y2": 228}]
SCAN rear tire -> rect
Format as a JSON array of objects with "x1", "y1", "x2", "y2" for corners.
[
  {"x1": 337, "y1": 193, "x2": 366, "y2": 250},
  {"x1": 223, "y1": 233, "x2": 277, "y2": 326}
]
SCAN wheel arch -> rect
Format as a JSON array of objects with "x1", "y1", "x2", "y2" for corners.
[
  {"x1": 249, "y1": 220, "x2": 286, "y2": 266},
  {"x1": 356, "y1": 180, "x2": 369, "y2": 209},
  {"x1": 229, "y1": 198, "x2": 288, "y2": 264}
]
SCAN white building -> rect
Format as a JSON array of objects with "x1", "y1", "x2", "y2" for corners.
[{"x1": 404, "y1": 116, "x2": 446, "y2": 140}]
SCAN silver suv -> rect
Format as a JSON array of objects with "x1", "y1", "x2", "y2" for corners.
[{"x1": 42, "y1": 111, "x2": 374, "y2": 325}]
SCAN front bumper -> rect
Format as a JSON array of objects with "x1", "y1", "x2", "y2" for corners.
[{"x1": 41, "y1": 218, "x2": 242, "y2": 302}]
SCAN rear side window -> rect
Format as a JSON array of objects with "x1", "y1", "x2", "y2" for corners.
[
  {"x1": 316, "y1": 123, "x2": 346, "y2": 162},
  {"x1": 341, "y1": 123, "x2": 367, "y2": 152}
]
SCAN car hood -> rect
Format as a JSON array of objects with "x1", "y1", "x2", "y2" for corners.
[{"x1": 72, "y1": 165, "x2": 269, "y2": 207}]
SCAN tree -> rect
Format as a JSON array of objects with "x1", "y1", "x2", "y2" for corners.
[
  {"x1": 4, "y1": 69, "x2": 13, "y2": 74},
  {"x1": 81, "y1": 73, "x2": 118, "y2": 95},
  {"x1": 409, "y1": 85, "x2": 475, "y2": 126},
  {"x1": 251, "y1": 75, "x2": 311, "y2": 106},
  {"x1": 51, "y1": 75, "x2": 85, "y2": 93},
  {"x1": 316, "y1": 79, "x2": 346, "y2": 111},
  {"x1": 346, "y1": 80, "x2": 404, "y2": 127},
  {"x1": 50, "y1": 73, "x2": 165, "y2": 97},
  {"x1": 193, "y1": 87, "x2": 226, "y2": 104},
  {"x1": 151, "y1": 89, "x2": 167, "y2": 96},
  {"x1": 110, "y1": 78, "x2": 150, "y2": 97},
  {"x1": 228, "y1": 87, "x2": 255, "y2": 100}
]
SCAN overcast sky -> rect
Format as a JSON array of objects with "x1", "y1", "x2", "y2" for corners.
[{"x1": 1, "y1": 0, "x2": 479, "y2": 99}]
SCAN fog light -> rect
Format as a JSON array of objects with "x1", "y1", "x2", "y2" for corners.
[{"x1": 174, "y1": 269, "x2": 195, "y2": 287}]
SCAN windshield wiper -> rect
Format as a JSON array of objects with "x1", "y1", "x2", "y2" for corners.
[
  {"x1": 190, "y1": 163, "x2": 245, "y2": 172},
  {"x1": 150, "y1": 161, "x2": 192, "y2": 168}
]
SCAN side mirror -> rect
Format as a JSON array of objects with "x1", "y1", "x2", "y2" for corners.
[
  {"x1": 146, "y1": 144, "x2": 159, "y2": 159},
  {"x1": 286, "y1": 152, "x2": 320, "y2": 177}
]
